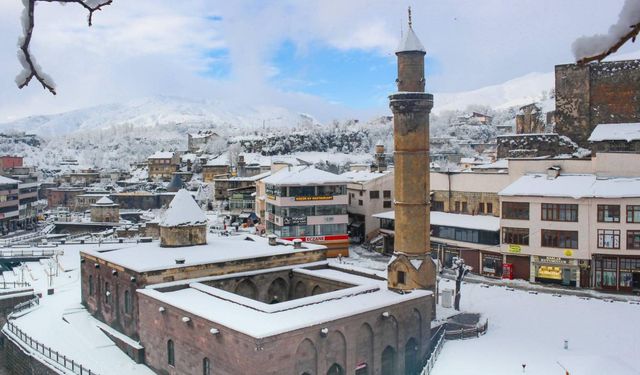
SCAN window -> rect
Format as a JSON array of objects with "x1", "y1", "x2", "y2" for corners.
[
  {"x1": 502, "y1": 202, "x2": 529, "y2": 220},
  {"x1": 167, "y1": 340, "x2": 175, "y2": 366},
  {"x1": 359, "y1": 191, "x2": 363, "y2": 196},
  {"x1": 462, "y1": 202, "x2": 468, "y2": 212},
  {"x1": 124, "y1": 290, "x2": 132, "y2": 314},
  {"x1": 627, "y1": 205, "x2": 640, "y2": 223},
  {"x1": 541, "y1": 203, "x2": 578, "y2": 222},
  {"x1": 627, "y1": 231, "x2": 640, "y2": 249},
  {"x1": 454, "y1": 201, "x2": 461, "y2": 212},
  {"x1": 597, "y1": 229, "x2": 620, "y2": 249},
  {"x1": 431, "y1": 201, "x2": 444, "y2": 212},
  {"x1": 541, "y1": 230, "x2": 578, "y2": 249},
  {"x1": 478, "y1": 202, "x2": 485, "y2": 214},
  {"x1": 486, "y1": 203, "x2": 493, "y2": 214},
  {"x1": 383, "y1": 201, "x2": 392, "y2": 209},
  {"x1": 104, "y1": 282, "x2": 111, "y2": 304},
  {"x1": 502, "y1": 227, "x2": 529, "y2": 245},
  {"x1": 597, "y1": 205, "x2": 620, "y2": 223},
  {"x1": 88, "y1": 275, "x2": 94, "y2": 296},
  {"x1": 397, "y1": 271, "x2": 406, "y2": 284},
  {"x1": 203, "y1": 358, "x2": 211, "y2": 375},
  {"x1": 358, "y1": 200, "x2": 363, "y2": 206},
  {"x1": 383, "y1": 190, "x2": 391, "y2": 199},
  {"x1": 316, "y1": 223, "x2": 347, "y2": 236},
  {"x1": 369, "y1": 190, "x2": 380, "y2": 199}
]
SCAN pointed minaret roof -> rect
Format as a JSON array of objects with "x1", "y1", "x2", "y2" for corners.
[
  {"x1": 95, "y1": 196, "x2": 114, "y2": 205},
  {"x1": 396, "y1": 7, "x2": 426, "y2": 53},
  {"x1": 160, "y1": 189, "x2": 207, "y2": 227}
]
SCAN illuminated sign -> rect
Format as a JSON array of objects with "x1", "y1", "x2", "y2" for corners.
[
  {"x1": 508, "y1": 244, "x2": 521, "y2": 253},
  {"x1": 563, "y1": 249, "x2": 573, "y2": 257},
  {"x1": 283, "y1": 216, "x2": 307, "y2": 226},
  {"x1": 294, "y1": 196, "x2": 334, "y2": 201}
]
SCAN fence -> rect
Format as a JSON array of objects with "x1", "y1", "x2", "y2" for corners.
[
  {"x1": 420, "y1": 325, "x2": 446, "y2": 375},
  {"x1": 0, "y1": 281, "x2": 31, "y2": 289},
  {"x1": 0, "y1": 249, "x2": 58, "y2": 259},
  {"x1": 9, "y1": 296, "x2": 39, "y2": 316},
  {"x1": 444, "y1": 319, "x2": 489, "y2": 340},
  {"x1": 4, "y1": 321, "x2": 98, "y2": 375}
]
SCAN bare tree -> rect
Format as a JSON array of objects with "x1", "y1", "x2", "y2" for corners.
[{"x1": 16, "y1": 0, "x2": 113, "y2": 95}]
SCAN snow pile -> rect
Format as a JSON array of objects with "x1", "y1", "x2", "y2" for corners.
[
  {"x1": 159, "y1": 189, "x2": 207, "y2": 227},
  {"x1": 588, "y1": 122, "x2": 640, "y2": 142},
  {"x1": 572, "y1": 0, "x2": 640, "y2": 61}
]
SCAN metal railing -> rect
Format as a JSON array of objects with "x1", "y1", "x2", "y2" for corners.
[
  {"x1": 0, "y1": 249, "x2": 57, "y2": 258},
  {"x1": 421, "y1": 325, "x2": 446, "y2": 375},
  {"x1": 0, "y1": 281, "x2": 31, "y2": 289},
  {"x1": 4, "y1": 321, "x2": 98, "y2": 375},
  {"x1": 444, "y1": 319, "x2": 489, "y2": 340}
]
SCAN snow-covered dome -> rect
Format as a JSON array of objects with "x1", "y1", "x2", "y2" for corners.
[
  {"x1": 160, "y1": 189, "x2": 207, "y2": 227},
  {"x1": 95, "y1": 196, "x2": 115, "y2": 206}
]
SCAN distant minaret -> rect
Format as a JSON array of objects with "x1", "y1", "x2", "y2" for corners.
[{"x1": 387, "y1": 8, "x2": 436, "y2": 293}]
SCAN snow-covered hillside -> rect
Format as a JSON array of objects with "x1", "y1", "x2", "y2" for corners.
[{"x1": 0, "y1": 96, "x2": 317, "y2": 137}]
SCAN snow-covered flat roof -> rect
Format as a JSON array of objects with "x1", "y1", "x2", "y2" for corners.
[
  {"x1": 214, "y1": 171, "x2": 271, "y2": 182},
  {"x1": 82, "y1": 234, "x2": 326, "y2": 273},
  {"x1": 262, "y1": 166, "x2": 350, "y2": 186},
  {"x1": 372, "y1": 211, "x2": 500, "y2": 232},
  {"x1": 341, "y1": 169, "x2": 392, "y2": 183},
  {"x1": 472, "y1": 159, "x2": 509, "y2": 170},
  {"x1": 588, "y1": 123, "x2": 640, "y2": 142},
  {"x1": 0, "y1": 175, "x2": 20, "y2": 184},
  {"x1": 148, "y1": 151, "x2": 175, "y2": 159},
  {"x1": 500, "y1": 174, "x2": 640, "y2": 199},
  {"x1": 138, "y1": 266, "x2": 430, "y2": 338}
]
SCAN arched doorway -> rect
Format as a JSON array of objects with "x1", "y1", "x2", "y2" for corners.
[
  {"x1": 311, "y1": 285, "x2": 324, "y2": 296},
  {"x1": 404, "y1": 337, "x2": 419, "y2": 375},
  {"x1": 381, "y1": 346, "x2": 395, "y2": 375},
  {"x1": 267, "y1": 277, "x2": 288, "y2": 303},
  {"x1": 295, "y1": 339, "x2": 317, "y2": 375},
  {"x1": 294, "y1": 281, "x2": 307, "y2": 299},
  {"x1": 355, "y1": 323, "x2": 373, "y2": 375},
  {"x1": 327, "y1": 363, "x2": 344, "y2": 375}
]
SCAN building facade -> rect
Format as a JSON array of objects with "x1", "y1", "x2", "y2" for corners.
[
  {"x1": 148, "y1": 152, "x2": 180, "y2": 181},
  {"x1": 343, "y1": 169, "x2": 394, "y2": 243}
]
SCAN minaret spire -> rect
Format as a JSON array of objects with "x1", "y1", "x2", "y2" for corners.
[{"x1": 408, "y1": 6, "x2": 412, "y2": 28}]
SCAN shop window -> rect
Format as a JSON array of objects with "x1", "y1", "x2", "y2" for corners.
[
  {"x1": 597, "y1": 229, "x2": 620, "y2": 249},
  {"x1": 541, "y1": 230, "x2": 578, "y2": 249},
  {"x1": 502, "y1": 202, "x2": 529, "y2": 220},
  {"x1": 383, "y1": 190, "x2": 391, "y2": 199},
  {"x1": 627, "y1": 205, "x2": 640, "y2": 223},
  {"x1": 541, "y1": 203, "x2": 578, "y2": 222},
  {"x1": 383, "y1": 201, "x2": 392, "y2": 209},
  {"x1": 502, "y1": 227, "x2": 529, "y2": 245},
  {"x1": 627, "y1": 231, "x2": 640, "y2": 250},
  {"x1": 370, "y1": 191, "x2": 380, "y2": 199},
  {"x1": 597, "y1": 205, "x2": 620, "y2": 223},
  {"x1": 601, "y1": 258, "x2": 617, "y2": 287}
]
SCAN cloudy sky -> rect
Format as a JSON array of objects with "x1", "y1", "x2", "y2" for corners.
[{"x1": 0, "y1": 0, "x2": 638, "y2": 122}]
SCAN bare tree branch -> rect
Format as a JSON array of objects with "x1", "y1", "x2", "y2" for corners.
[
  {"x1": 577, "y1": 22, "x2": 640, "y2": 65},
  {"x1": 16, "y1": 0, "x2": 113, "y2": 95}
]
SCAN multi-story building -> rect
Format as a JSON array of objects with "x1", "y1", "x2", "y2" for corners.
[
  {"x1": 187, "y1": 130, "x2": 219, "y2": 153},
  {"x1": 147, "y1": 151, "x2": 180, "y2": 181},
  {"x1": 0, "y1": 176, "x2": 20, "y2": 234},
  {"x1": 46, "y1": 187, "x2": 85, "y2": 211},
  {"x1": 500, "y1": 164, "x2": 640, "y2": 292},
  {"x1": 343, "y1": 169, "x2": 393, "y2": 242},
  {"x1": 213, "y1": 171, "x2": 271, "y2": 201},
  {"x1": 0, "y1": 155, "x2": 23, "y2": 171},
  {"x1": 263, "y1": 166, "x2": 350, "y2": 257}
]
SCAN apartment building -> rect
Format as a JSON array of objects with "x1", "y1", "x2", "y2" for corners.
[
  {"x1": 263, "y1": 166, "x2": 349, "y2": 257},
  {"x1": 342, "y1": 169, "x2": 393, "y2": 242},
  {"x1": 0, "y1": 176, "x2": 20, "y2": 234},
  {"x1": 147, "y1": 151, "x2": 180, "y2": 181}
]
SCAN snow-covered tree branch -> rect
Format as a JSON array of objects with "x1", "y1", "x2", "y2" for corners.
[
  {"x1": 16, "y1": 0, "x2": 112, "y2": 95},
  {"x1": 572, "y1": 0, "x2": 640, "y2": 65}
]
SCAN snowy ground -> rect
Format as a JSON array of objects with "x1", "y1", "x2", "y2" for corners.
[{"x1": 342, "y1": 246, "x2": 640, "y2": 375}]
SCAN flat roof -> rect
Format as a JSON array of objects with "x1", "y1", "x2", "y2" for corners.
[
  {"x1": 139, "y1": 265, "x2": 431, "y2": 338},
  {"x1": 499, "y1": 174, "x2": 640, "y2": 199},
  {"x1": 373, "y1": 210, "x2": 500, "y2": 232},
  {"x1": 262, "y1": 166, "x2": 349, "y2": 186},
  {"x1": 588, "y1": 123, "x2": 640, "y2": 142},
  {"x1": 82, "y1": 234, "x2": 326, "y2": 273}
]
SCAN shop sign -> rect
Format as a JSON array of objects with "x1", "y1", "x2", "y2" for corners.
[
  {"x1": 508, "y1": 244, "x2": 521, "y2": 253},
  {"x1": 266, "y1": 194, "x2": 276, "y2": 200},
  {"x1": 294, "y1": 196, "x2": 334, "y2": 201},
  {"x1": 563, "y1": 249, "x2": 573, "y2": 257},
  {"x1": 283, "y1": 216, "x2": 307, "y2": 226},
  {"x1": 536, "y1": 256, "x2": 570, "y2": 265}
]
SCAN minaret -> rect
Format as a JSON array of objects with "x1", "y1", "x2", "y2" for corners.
[{"x1": 387, "y1": 8, "x2": 436, "y2": 294}]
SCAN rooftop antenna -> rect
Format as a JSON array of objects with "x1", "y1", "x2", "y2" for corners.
[{"x1": 408, "y1": 6, "x2": 412, "y2": 28}]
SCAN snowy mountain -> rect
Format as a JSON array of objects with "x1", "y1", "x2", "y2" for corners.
[{"x1": 0, "y1": 96, "x2": 317, "y2": 137}]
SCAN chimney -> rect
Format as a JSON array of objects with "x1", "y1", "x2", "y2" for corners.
[
  {"x1": 268, "y1": 234, "x2": 277, "y2": 246},
  {"x1": 372, "y1": 141, "x2": 387, "y2": 172},
  {"x1": 175, "y1": 258, "x2": 185, "y2": 265},
  {"x1": 292, "y1": 238, "x2": 303, "y2": 249},
  {"x1": 547, "y1": 166, "x2": 561, "y2": 179}
]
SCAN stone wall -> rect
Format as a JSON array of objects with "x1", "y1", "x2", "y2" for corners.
[
  {"x1": 496, "y1": 134, "x2": 582, "y2": 159},
  {"x1": 159, "y1": 225, "x2": 207, "y2": 247},
  {"x1": 138, "y1": 288, "x2": 433, "y2": 375},
  {"x1": 555, "y1": 60, "x2": 640, "y2": 147},
  {"x1": 1, "y1": 336, "x2": 57, "y2": 375}
]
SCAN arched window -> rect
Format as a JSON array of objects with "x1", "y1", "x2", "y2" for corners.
[
  {"x1": 167, "y1": 339, "x2": 175, "y2": 366},
  {"x1": 124, "y1": 290, "x2": 131, "y2": 314},
  {"x1": 202, "y1": 357, "x2": 211, "y2": 375},
  {"x1": 104, "y1": 282, "x2": 110, "y2": 304},
  {"x1": 88, "y1": 275, "x2": 94, "y2": 296}
]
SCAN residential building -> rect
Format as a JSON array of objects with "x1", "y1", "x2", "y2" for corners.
[
  {"x1": 263, "y1": 166, "x2": 350, "y2": 257},
  {"x1": 147, "y1": 151, "x2": 180, "y2": 181},
  {"x1": 0, "y1": 176, "x2": 20, "y2": 234},
  {"x1": 187, "y1": 130, "x2": 219, "y2": 153},
  {"x1": 213, "y1": 171, "x2": 270, "y2": 201}
]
